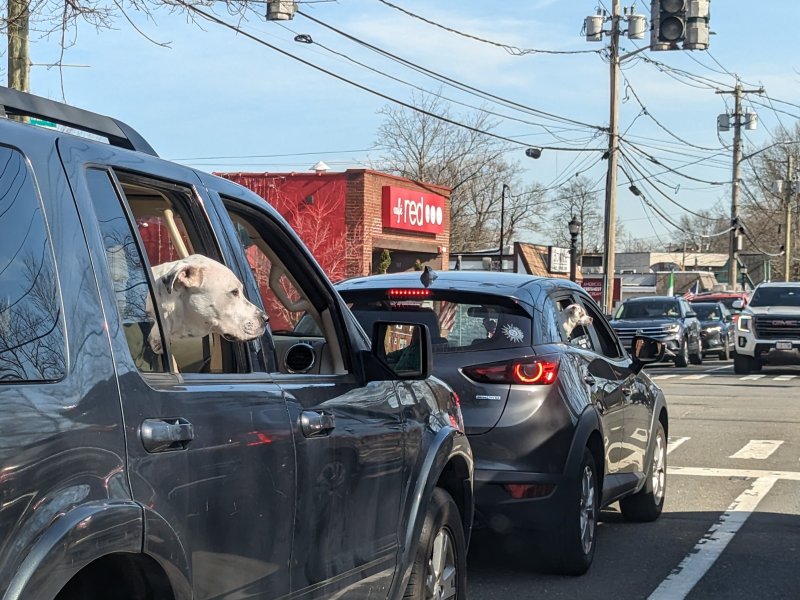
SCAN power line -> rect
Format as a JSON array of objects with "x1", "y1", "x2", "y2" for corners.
[
  {"x1": 374, "y1": 0, "x2": 601, "y2": 56},
  {"x1": 296, "y1": 9, "x2": 605, "y2": 133}
]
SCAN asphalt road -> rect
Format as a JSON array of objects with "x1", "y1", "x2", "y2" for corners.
[{"x1": 467, "y1": 359, "x2": 800, "y2": 600}]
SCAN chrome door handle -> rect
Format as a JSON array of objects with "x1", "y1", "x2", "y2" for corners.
[
  {"x1": 301, "y1": 411, "x2": 336, "y2": 438},
  {"x1": 141, "y1": 418, "x2": 194, "y2": 453},
  {"x1": 583, "y1": 374, "x2": 597, "y2": 387}
]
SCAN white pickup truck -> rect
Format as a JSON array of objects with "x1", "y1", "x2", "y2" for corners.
[{"x1": 733, "y1": 282, "x2": 800, "y2": 374}]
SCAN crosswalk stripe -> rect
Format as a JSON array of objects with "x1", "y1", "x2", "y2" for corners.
[
  {"x1": 683, "y1": 374, "x2": 709, "y2": 380},
  {"x1": 652, "y1": 374, "x2": 678, "y2": 380},
  {"x1": 774, "y1": 375, "x2": 797, "y2": 381},
  {"x1": 729, "y1": 440, "x2": 784, "y2": 460},
  {"x1": 667, "y1": 437, "x2": 690, "y2": 454},
  {"x1": 739, "y1": 375, "x2": 765, "y2": 380}
]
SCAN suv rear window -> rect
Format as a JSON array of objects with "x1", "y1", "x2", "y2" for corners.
[{"x1": 340, "y1": 290, "x2": 532, "y2": 352}]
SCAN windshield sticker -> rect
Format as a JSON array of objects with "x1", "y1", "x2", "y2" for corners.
[{"x1": 502, "y1": 323, "x2": 525, "y2": 343}]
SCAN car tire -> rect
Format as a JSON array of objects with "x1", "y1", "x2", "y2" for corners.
[
  {"x1": 404, "y1": 488, "x2": 467, "y2": 600},
  {"x1": 674, "y1": 338, "x2": 689, "y2": 368},
  {"x1": 548, "y1": 448, "x2": 598, "y2": 576},
  {"x1": 733, "y1": 353, "x2": 752, "y2": 374},
  {"x1": 620, "y1": 421, "x2": 666, "y2": 522}
]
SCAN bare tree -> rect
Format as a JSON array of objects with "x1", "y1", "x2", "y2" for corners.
[
  {"x1": 374, "y1": 91, "x2": 546, "y2": 252},
  {"x1": 544, "y1": 176, "x2": 603, "y2": 254}
]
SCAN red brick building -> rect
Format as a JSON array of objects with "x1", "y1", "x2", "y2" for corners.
[{"x1": 218, "y1": 169, "x2": 451, "y2": 282}]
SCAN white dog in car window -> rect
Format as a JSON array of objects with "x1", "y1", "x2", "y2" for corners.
[
  {"x1": 560, "y1": 303, "x2": 593, "y2": 339},
  {"x1": 147, "y1": 254, "x2": 269, "y2": 354}
]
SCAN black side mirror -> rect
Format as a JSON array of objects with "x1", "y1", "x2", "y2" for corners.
[
  {"x1": 630, "y1": 335, "x2": 665, "y2": 373},
  {"x1": 685, "y1": 311, "x2": 697, "y2": 318},
  {"x1": 369, "y1": 321, "x2": 432, "y2": 380}
]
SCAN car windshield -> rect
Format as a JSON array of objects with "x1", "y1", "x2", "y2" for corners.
[
  {"x1": 337, "y1": 290, "x2": 532, "y2": 353},
  {"x1": 614, "y1": 300, "x2": 680, "y2": 320},
  {"x1": 749, "y1": 286, "x2": 800, "y2": 308},
  {"x1": 691, "y1": 304, "x2": 720, "y2": 321}
]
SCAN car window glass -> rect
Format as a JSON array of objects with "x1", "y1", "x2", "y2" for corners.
[
  {"x1": 340, "y1": 291, "x2": 530, "y2": 353},
  {"x1": 750, "y1": 286, "x2": 800, "y2": 307},
  {"x1": 615, "y1": 300, "x2": 679, "y2": 319},
  {"x1": 0, "y1": 146, "x2": 66, "y2": 382},
  {"x1": 85, "y1": 169, "x2": 244, "y2": 374},
  {"x1": 222, "y1": 200, "x2": 347, "y2": 375},
  {"x1": 582, "y1": 300, "x2": 623, "y2": 359}
]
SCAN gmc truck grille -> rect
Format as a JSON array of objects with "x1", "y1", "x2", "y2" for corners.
[{"x1": 754, "y1": 316, "x2": 800, "y2": 339}]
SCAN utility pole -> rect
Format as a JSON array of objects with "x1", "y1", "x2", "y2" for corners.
[
  {"x1": 7, "y1": 0, "x2": 30, "y2": 92},
  {"x1": 717, "y1": 83, "x2": 763, "y2": 290},
  {"x1": 784, "y1": 155, "x2": 794, "y2": 281},
  {"x1": 601, "y1": 0, "x2": 621, "y2": 314}
]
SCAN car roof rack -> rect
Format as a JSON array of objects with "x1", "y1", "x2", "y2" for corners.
[{"x1": 0, "y1": 86, "x2": 158, "y2": 157}]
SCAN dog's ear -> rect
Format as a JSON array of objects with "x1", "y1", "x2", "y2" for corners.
[{"x1": 162, "y1": 263, "x2": 205, "y2": 293}]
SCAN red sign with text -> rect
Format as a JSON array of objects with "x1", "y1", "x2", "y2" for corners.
[{"x1": 382, "y1": 186, "x2": 446, "y2": 234}]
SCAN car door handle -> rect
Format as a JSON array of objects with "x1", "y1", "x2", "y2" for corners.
[
  {"x1": 141, "y1": 418, "x2": 194, "y2": 453},
  {"x1": 301, "y1": 411, "x2": 336, "y2": 438},
  {"x1": 621, "y1": 385, "x2": 632, "y2": 398},
  {"x1": 583, "y1": 374, "x2": 597, "y2": 387}
]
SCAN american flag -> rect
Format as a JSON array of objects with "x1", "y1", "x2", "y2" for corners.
[
  {"x1": 682, "y1": 279, "x2": 700, "y2": 300},
  {"x1": 438, "y1": 301, "x2": 457, "y2": 335}
]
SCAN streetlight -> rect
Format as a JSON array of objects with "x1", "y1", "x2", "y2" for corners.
[{"x1": 569, "y1": 216, "x2": 581, "y2": 282}]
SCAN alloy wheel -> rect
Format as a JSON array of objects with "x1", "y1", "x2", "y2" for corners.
[
  {"x1": 578, "y1": 465, "x2": 596, "y2": 555},
  {"x1": 425, "y1": 527, "x2": 457, "y2": 600},
  {"x1": 651, "y1": 429, "x2": 666, "y2": 504}
]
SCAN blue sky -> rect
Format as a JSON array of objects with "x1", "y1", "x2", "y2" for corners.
[{"x1": 25, "y1": 0, "x2": 800, "y2": 246}]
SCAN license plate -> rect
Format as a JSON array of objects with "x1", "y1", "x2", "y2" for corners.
[{"x1": 776, "y1": 341, "x2": 793, "y2": 350}]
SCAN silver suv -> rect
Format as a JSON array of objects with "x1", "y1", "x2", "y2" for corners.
[{"x1": 733, "y1": 282, "x2": 800, "y2": 374}]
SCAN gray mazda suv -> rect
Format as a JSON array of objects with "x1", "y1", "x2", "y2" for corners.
[{"x1": 333, "y1": 270, "x2": 669, "y2": 575}]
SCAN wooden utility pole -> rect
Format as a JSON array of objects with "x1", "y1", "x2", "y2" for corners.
[
  {"x1": 7, "y1": 0, "x2": 30, "y2": 92},
  {"x1": 602, "y1": 0, "x2": 620, "y2": 314},
  {"x1": 717, "y1": 83, "x2": 764, "y2": 290},
  {"x1": 784, "y1": 155, "x2": 794, "y2": 281}
]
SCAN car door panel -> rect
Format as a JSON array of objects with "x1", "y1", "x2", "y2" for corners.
[{"x1": 58, "y1": 139, "x2": 296, "y2": 599}]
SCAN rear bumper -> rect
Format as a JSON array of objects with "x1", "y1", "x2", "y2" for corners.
[{"x1": 473, "y1": 469, "x2": 568, "y2": 532}]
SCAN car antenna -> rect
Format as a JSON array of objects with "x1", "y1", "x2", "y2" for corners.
[{"x1": 420, "y1": 266, "x2": 438, "y2": 287}]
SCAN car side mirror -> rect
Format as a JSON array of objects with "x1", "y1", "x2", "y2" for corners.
[
  {"x1": 732, "y1": 299, "x2": 744, "y2": 309},
  {"x1": 685, "y1": 310, "x2": 697, "y2": 318},
  {"x1": 370, "y1": 321, "x2": 432, "y2": 380},
  {"x1": 630, "y1": 335, "x2": 665, "y2": 373}
]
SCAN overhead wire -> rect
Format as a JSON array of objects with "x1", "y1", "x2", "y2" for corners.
[
  {"x1": 172, "y1": 2, "x2": 601, "y2": 153},
  {"x1": 374, "y1": 0, "x2": 601, "y2": 56}
]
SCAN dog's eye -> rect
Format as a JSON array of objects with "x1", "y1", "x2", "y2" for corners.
[{"x1": 230, "y1": 289, "x2": 240, "y2": 298}]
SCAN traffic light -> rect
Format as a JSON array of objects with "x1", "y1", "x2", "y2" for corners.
[
  {"x1": 658, "y1": 0, "x2": 686, "y2": 44},
  {"x1": 650, "y1": 0, "x2": 710, "y2": 51}
]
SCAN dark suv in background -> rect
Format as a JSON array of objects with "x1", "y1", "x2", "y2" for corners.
[
  {"x1": 333, "y1": 271, "x2": 669, "y2": 575},
  {"x1": 0, "y1": 88, "x2": 473, "y2": 600},
  {"x1": 610, "y1": 296, "x2": 703, "y2": 367}
]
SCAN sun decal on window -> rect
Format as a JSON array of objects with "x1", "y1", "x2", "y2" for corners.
[{"x1": 502, "y1": 323, "x2": 524, "y2": 343}]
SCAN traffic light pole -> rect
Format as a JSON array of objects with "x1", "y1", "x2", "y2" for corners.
[{"x1": 602, "y1": 0, "x2": 621, "y2": 314}]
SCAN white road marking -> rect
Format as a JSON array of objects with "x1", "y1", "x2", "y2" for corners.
[
  {"x1": 648, "y1": 476, "x2": 778, "y2": 600},
  {"x1": 739, "y1": 375, "x2": 765, "y2": 380},
  {"x1": 774, "y1": 375, "x2": 797, "y2": 381},
  {"x1": 683, "y1": 374, "x2": 709, "y2": 380},
  {"x1": 667, "y1": 437, "x2": 690, "y2": 454},
  {"x1": 652, "y1": 374, "x2": 678, "y2": 380},
  {"x1": 729, "y1": 440, "x2": 784, "y2": 459},
  {"x1": 669, "y1": 465, "x2": 800, "y2": 481}
]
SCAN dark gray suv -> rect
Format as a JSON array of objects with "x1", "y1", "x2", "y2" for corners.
[
  {"x1": 334, "y1": 271, "x2": 669, "y2": 575},
  {"x1": 0, "y1": 88, "x2": 472, "y2": 600}
]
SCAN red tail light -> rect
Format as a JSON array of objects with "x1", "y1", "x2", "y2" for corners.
[{"x1": 463, "y1": 358, "x2": 558, "y2": 385}]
